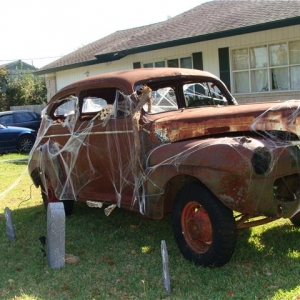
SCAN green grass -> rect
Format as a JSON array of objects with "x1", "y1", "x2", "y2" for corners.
[{"x1": 1, "y1": 153, "x2": 300, "y2": 299}]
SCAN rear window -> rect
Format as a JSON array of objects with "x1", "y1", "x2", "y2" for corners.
[{"x1": 0, "y1": 114, "x2": 13, "y2": 125}]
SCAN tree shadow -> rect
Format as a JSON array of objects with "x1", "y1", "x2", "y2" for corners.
[{"x1": 0, "y1": 157, "x2": 28, "y2": 166}]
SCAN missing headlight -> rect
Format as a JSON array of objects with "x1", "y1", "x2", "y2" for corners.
[{"x1": 251, "y1": 147, "x2": 271, "y2": 175}]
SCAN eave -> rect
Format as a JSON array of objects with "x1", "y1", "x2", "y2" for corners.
[{"x1": 35, "y1": 16, "x2": 300, "y2": 76}]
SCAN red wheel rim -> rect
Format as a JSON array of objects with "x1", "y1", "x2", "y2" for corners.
[{"x1": 181, "y1": 201, "x2": 212, "y2": 253}]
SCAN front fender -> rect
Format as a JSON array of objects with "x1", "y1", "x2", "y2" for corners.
[{"x1": 144, "y1": 136, "x2": 300, "y2": 218}]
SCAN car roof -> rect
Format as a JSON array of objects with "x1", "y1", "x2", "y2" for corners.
[
  {"x1": 58, "y1": 67, "x2": 219, "y2": 94},
  {"x1": 0, "y1": 111, "x2": 13, "y2": 115},
  {"x1": 0, "y1": 110, "x2": 36, "y2": 115}
]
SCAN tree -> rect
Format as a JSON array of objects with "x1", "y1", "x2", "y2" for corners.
[
  {"x1": 1, "y1": 71, "x2": 47, "y2": 111},
  {"x1": 0, "y1": 69, "x2": 9, "y2": 111}
]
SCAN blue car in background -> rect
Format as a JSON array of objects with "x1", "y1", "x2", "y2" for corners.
[
  {"x1": 0, "y1": 124, "x2": 37, "y2": 154},
  {"x1": 0, "y1": 110, "x2": 41, "y2": 131}
]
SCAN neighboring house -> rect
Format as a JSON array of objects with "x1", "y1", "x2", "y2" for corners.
[
  {"x1": 36, "y1": 0, "x2": 300, "y2": 104},
  {"x1": 0, "y1": 60, "x2": 37, "y2": 77},
  {"x1": 0, "y1": 60, "x2": 37, "y2": 92}
]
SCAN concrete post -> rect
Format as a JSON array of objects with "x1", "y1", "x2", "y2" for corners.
[
  {"x1": 47, "y1": 202, "x2": 65, "y2": 268},
  {"x1": 4, "y1": 207, "x2": 16, "y2": 241}
]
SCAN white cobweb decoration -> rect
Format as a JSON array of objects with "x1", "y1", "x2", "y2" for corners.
[{"x1": 28, "y1": 86, "x2": 300, "y2": 220}]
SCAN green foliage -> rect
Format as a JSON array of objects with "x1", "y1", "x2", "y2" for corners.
[
  {"x1": 0, "y1": 70, "x2": 46, "y2": 111},
  {"x1": 0, "y1": 69, "x2": 9, "y2": 110}
]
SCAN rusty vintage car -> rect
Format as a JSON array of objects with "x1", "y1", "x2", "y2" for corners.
[{"x1": 28, "y1": 68, "x2": 300, "y2": 267}]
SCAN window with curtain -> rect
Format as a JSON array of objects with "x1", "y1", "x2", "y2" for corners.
[{"x1": 232, "y1": 40, "x2": 300, "y2": 93}]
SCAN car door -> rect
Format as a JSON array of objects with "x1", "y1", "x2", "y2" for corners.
[
  {"x1": 41, "y1": 85, "x2": 136, "y2": 209},
  {"x1": 75, "y1": 87, "x2": 136, "y2": 208},
  {"x1": 0, "y1": 125, "x2": 17, "y2": 152}
]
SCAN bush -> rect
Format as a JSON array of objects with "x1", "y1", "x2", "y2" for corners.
[{"x1": 0, "y1": 70, "x2": 47, "y2": 111}]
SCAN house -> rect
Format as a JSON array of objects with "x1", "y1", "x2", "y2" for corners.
[
  {"x1": 36, "y1": 0, "x2": 300, "y2": 104},
  {"x1": 0, "y1": 60, "x2": 37, "y2": 77},
  {"x1": 0, "y1": 60, "x2": 37, "y2": 93}
]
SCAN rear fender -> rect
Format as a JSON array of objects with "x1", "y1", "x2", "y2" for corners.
[{"x1": 29, "y1": 141, "x2": 66, "y2": 199}]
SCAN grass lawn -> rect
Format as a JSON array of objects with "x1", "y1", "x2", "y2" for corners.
[{"x1": 1, "y1": 153, "x2": 300, "y2": 299}]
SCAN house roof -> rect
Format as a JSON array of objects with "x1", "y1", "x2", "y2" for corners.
[
  {"x1": 0, "y1": 62, "x2": 10, "y2": 69},
  {"x1": 37, "y1": 0, "x2": 300, "y2": 75},
  {"x1": 0, "y1": 60, "x2": 37, "y2": 71}
]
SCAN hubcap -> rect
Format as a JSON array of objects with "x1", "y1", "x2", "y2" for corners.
[
  {"x1": 181, "y1": 201, "x2": 212, "y2": 253},
  {"x1": 21, "y1": 138, "x2": 33, "y2": 152}
]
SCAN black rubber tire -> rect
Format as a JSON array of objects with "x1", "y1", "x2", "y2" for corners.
[
  {"x1": 290, "y1": 211, "x2": 300, "y2": 227},
  {"x1": 18, "y1": 135, "x2": 34, "y2": 153},
  {"x1": 41, "y1": 179, "x2": 74, "y2": 216},
  {"x1": 172, "y1": 183, "x2": 237, "y2": 267}
]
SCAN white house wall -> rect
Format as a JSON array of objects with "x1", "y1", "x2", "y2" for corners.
[{"x1": 51, "y1": 25, "x2": 300, "y2": 103}]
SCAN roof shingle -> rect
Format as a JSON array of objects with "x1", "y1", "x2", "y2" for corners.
[{"x1": 40, "y1": 0, "x2": 300, "y2": 72}]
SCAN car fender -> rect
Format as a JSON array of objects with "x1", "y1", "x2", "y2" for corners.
[
  {"x1": 144, "y1": 136, "x2": 300, "y2": 218},
  {"x1": 29, "y1": 140, "x2": 66, "y2": 199}
]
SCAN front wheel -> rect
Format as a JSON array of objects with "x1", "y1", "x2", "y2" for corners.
[
  {"x1": 172, "y1": 183, "x2": 237, "y2": 267},
  {"x1": 18, "y1": 135, "x2": 34, "y2": 153},
  {"x1": 41, "y1": 176, "x2": 74, "y2": 216}
]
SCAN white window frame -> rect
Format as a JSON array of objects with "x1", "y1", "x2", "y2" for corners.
[
  {"x1": 231, "y1": 40, "x2": 300, "y2": 94},
  {"x1": 143, "y1": 56, "x2": 192, "y2": 69}
]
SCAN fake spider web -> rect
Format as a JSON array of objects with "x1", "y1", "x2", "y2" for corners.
[{"x1": 28, "y1": 85, "x2": 300, "y2": 220}]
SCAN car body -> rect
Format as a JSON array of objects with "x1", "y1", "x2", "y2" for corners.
[
  {"x1": 0, "y1": 110, "x2": 41, "y2": 131},
  {"x1": 0, "y1": 124, "x2": 37, "y2": 153},
  {"x1": 28, "y1": 67, "x2": 300, "y2": 267}
]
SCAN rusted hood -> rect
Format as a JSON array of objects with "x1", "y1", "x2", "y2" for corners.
[{"x1": 145, "y1": 100, "x2": 300, "y2": 143}]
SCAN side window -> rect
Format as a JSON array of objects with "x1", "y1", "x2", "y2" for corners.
[
  {"x1": 143, "y1": 87, "x2": 178, "y2": 114},
  {"x1": 184, "y1": 82, "x2": 228, "y2": 107},
  {"x1": 54, "y1": 96, "x2": 77, "y2": 117},
  {"x1": 80, "y1": 88, "x2": 131, "y2": 120},
  {"x1": 82, "y1": 97, "x2": 107, "y2": 113},
  {"x1": 0, "y1": 114, "x2": 13, "y2": 125},
  {"x1": 15, "y1": 112, "x2": 34, "y2": 122}
]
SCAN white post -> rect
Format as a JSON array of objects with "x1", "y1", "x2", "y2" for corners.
[{"x1": 47, "y1": 202, "x2": 65, "y2": 268}]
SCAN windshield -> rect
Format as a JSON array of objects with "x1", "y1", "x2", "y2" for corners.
[
  {"x1": 142, "y1": 80, "x2": 229, "y2": 114},
  {"x1": 184, "y1": 82, "x2": 227, "y2": 107}
]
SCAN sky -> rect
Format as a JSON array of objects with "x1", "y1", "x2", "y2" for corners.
[{"x1": 1, "y1": 0, "x2": 209, "y2": 69}]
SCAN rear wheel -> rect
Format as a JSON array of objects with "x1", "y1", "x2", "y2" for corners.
[
  {"x1": 172, "y1": 183, "x2": 237, "y2": 267},
  {"x1": 41, "y1": 176, "x2": 74, "y2": 216},
  {"x1": 18, "y1": 135, "x2": 34, "y2": 153}
]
